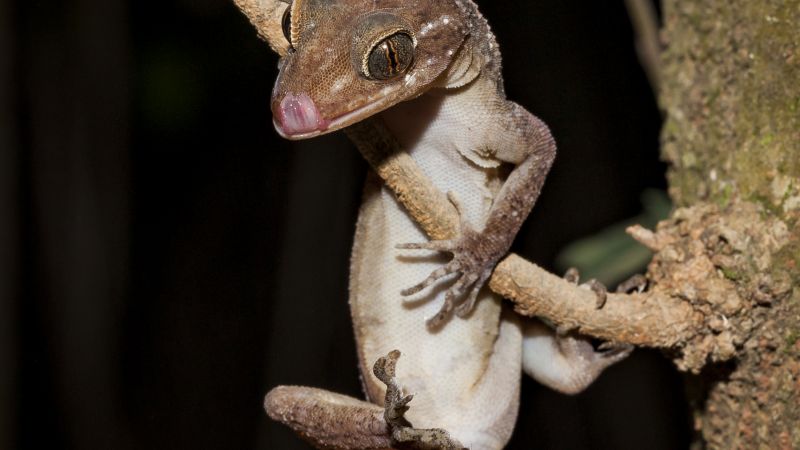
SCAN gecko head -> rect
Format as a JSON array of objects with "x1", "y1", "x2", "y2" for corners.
[{"x1": 266, "y1": 0, "x2": 469, "y2": 139}]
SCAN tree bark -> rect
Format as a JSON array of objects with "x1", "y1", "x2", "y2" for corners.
[{"x1": 661, "y1": 1, "x2": 800, "y2": 448}]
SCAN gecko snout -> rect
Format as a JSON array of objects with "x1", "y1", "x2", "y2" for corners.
[{"x1": 273, "y1": 92, "x2": 331, "y2": 138}]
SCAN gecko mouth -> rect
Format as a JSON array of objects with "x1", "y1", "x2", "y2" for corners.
[
  {"x1": 273, "y1": 91, "x2": 398, "y2": 140},
  {"x1": 273, "y1": 93, "x2": 331, "y2": 138}
]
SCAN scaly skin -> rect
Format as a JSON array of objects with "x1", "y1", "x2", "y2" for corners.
[{"x1": 233, "y1": 0, "x2": 631, "y2": 448}]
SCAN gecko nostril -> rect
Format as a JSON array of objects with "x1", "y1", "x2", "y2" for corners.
[{"x1": 274, "y1": 92, "x2": 328, "y2": 136}]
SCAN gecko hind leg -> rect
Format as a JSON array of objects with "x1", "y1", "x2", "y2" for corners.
[
  {"x1": 562, "y1": 267, "x2": 633, "y2": 357},
  {"x1": 516, "y1": 269, "x2": 632, "y2": 394},
  {"x1": 373, "y1": 350, "x2": 466, "y2": 450},
  {"x1": 522, "y1": 320, "x2": 633, "y2": 395}
]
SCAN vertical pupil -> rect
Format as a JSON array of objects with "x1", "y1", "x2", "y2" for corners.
[{"x1": 384, "y1": 39, "x2": 399, "y2": 74}]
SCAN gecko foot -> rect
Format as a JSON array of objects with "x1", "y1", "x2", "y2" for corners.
[
  {"x1": 373, "y1": 351, "x2": 466, "y2": 450},
  {"x1": 397, "y1": 192, "x2": 502, "y2": 328},
  {"x1": 553, "y1": 329, "x2": 632, "y2": 394},
  {"x1": 615, "y1": 273, "x2": 648, "y2": 294},
  {"x1": 523, "y1": 321, "x2": 632, "y2": 394},
  {"x1": 563, "y1": 267, "x2": 607, "y2": 309}
]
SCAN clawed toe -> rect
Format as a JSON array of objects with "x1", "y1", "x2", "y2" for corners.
[
  {"x1": 400, "y1": 260, "x2": 461, "y2": 296},
  {"x1": 563, "y1": 267, "x2": 608, "y2": 309},
  {"x1": 454, "y1": 269, "x2": 492, "y2": 318},
  {"x1": 453, "y1": 287, "x2": 479, "y2": 318},
  {"x1": 425, "y1": 292, "x2": 456, "y2": 328},
  {"x1": 586, "y1": 279, "x2": 607, "y2": 309},
  {"x1": 598, "y1": 341, "x2": 634, "y2": 356},
  {"x1": 615, "y1": 274, "x2": 648, "y2": 293},
  {"x1": 426, "y1": 271, "x2": 486, "y2": 327}
]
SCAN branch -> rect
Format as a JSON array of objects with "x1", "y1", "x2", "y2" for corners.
[
  {"x1": 624, "y1": 0, "x2": 661, "y2": 92},
  {"x1": 490, "y1": 254, "x2": 701, "y2": 347},
  {"x1": 345, "y1": 120, "x2": 459, "y2": 242},
  {"x1": 346, "y1": 118, "x2": 703, "y2": 352}
]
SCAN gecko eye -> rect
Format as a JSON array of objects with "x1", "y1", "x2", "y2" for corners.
[
  {"x1": 364, "y1": 32, "x2": 415, "y2": 80},
  {"x1": 281, "y1": 5, "x2": 293, "y2": 47}
]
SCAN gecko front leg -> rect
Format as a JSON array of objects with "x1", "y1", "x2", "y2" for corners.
[{"x1": 399, "y1": 99, "x2": 557, "y2": 328}]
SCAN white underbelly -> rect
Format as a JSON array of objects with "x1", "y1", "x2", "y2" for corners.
[{"x1": 349, "y1": 121, "x2": 523, "y2": 448}]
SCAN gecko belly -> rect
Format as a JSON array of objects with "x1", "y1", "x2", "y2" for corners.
[{"x1": 348, "y1": 88, "x2": 523, "y2": 449}]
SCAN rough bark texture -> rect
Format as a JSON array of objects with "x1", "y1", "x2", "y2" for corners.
[{"x1": 660, "y1": 1, "x2": 800, "y2": 448}]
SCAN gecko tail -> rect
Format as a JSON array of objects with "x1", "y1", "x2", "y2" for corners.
[
  {"x1": 265, "y1": 385, "x2": 392, "y2": 450},
  {"x1": 265, "y1": 353, "x2": 467, "y2": 450}
]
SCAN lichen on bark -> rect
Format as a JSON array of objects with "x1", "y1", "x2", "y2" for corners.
[
  {"x1": 661, "y1": 1, "x2": 800, "y2": 210},
  {"x1": 660, "y1": 0, "x2": 800, "y2": 448}
]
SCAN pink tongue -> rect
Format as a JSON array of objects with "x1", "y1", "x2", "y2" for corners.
[{"x1": 275, "y1": 93, "x2": 329, "y2": 135}]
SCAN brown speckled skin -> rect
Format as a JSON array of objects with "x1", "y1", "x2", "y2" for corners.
[
  {"x1": 271, "y1": 0, "x2": 470, "y2": 132},
  {"x1": 265, "y1": 386, "x2": 392, "y2": 450}
]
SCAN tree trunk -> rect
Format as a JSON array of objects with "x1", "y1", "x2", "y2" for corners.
[{"x1": 660, "y1": 1, "x2": 800, "y2": 448}]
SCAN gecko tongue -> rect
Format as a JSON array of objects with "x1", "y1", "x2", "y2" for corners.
[{"x1": 274, "y1": 92, "x2": 330, "y2": 137}]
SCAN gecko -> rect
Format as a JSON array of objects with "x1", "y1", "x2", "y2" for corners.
[{"x1": 233, "y1": 0, "x2": 631, "y2": 448}]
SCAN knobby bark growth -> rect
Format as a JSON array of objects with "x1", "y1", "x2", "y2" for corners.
[
  {"x1": 659, "y1": 1, "x2": 800, "y2": 447},
  {"x1": 234, "y1": 0, "x2": 799, "y2": 447}
]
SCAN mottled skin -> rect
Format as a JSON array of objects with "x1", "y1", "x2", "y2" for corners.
[{"x1": 233, "y1": 0, "x2": 630, "y2": 448}]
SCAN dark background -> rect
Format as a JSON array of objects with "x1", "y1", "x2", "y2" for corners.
[{"x1": 2, "y1": 0, "x2": 690, "y2": 448}]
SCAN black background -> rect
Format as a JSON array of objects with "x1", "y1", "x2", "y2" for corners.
[{"x1": 3, "y1": 0, "x2": 690, "y2": 448}]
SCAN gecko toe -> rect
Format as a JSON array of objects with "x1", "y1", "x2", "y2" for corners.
[
  {"x1": 597, "y1": 341, "x2": 634, "y2": 357},
  {"x1": 426, "y1": 290, "x2": 457, "y2": 327},
  {"x1": 427, "y1": 273, "x2": 477, "y2": 327},
  {"x1": 455, "y1": 269, "x2": 492, "y2": 318},
  {"x1": 615, "y1": 273, "x2": 648, "y2": 293},
  {"x1": 586, "y1": 279, "x2": 607, "y2": 309},
  {"x1": 396, "y1": 239, "x2": 455, "y2": 252},
  {"x1": 562, "y1": 268, "x2": 608, "y2": 309},
  {"x1": 401, "y1": 260, "x2": 461, "y2": 296},
  {"x1": 563, "y1": 267, "x2": 580, "y2": 284}
]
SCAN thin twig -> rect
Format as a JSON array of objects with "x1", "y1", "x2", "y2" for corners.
[{"x1": 624, "y1": 0, "x2": 662, "y2": 93}]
